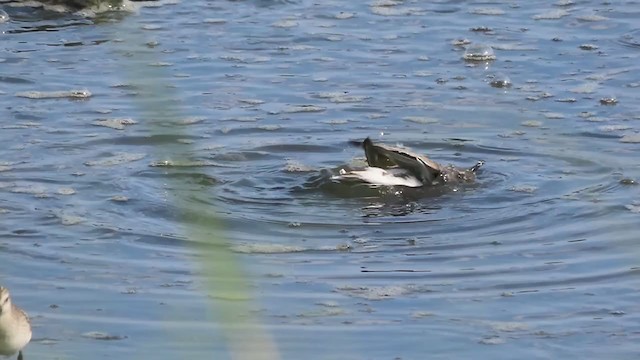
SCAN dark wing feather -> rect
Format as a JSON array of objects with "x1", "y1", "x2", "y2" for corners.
[
  {"x1": 362, "y1": 138, "x2": 396, "y2": 168},
  {"x1": 362, "y1": 138, "x2": 442, "y2": 183}
]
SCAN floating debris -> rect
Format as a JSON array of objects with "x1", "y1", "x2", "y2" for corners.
[
  {"x1": 93, "y1": 118, "x2": 137, "y2": 130},
  {"x1": 570, "y1": 83, "x2": 598, "y2": 94},
  {"x1": 598, "y1": 125, "x2": 630, "y2": 132},
  {"x1": 335, "y1": 12, "x2": 355, "y2": 19},
  {"x1": 525, "y1": 92, "x2": 554, "y2": 101},
  {"x1": 413, "y1": 70, "x2": 433, "y2": 77},
  {"x1": 16, "y1": 89, "x2": 92, "y2": 99},
  {"x1": 0, "y1": 9, "x2": 9, "y2": 23},
  {"x1": 315, "y1": 92, "x2": 369, "y2": 103},
  {"x1": 627, "y1": 202, "x2": 640, "y2": 213},
  {"x1": 579, "y1": 44, "x2": 599, "y2": 51},
  {"x1": 141, "y1": 24, "x2": 162, "y2": 31},
  {"x1": 60, "y1": 214, "x2": 84, "y2": 226},
  {"x1": 231, "y1": 242, "x2": 350, "y2": 254},
  {"x1": 479, "y1": 336, "x2": 505, "y2": 345},
  {"x1": 513, "y1": 41, "x2": 548, "y2": 51},
  {"x1": 489, "y1": 321, "x2": 529, "y2": 332},
  {"x1": 149, "y1": 62, "x2": 172, "y2": 67},
  {"x1": 81, "y1": 332, "x2": 127, "y2": 341},
  {"x1": 577, "y1": 14, "x2": 608, "y2": 22},
  {"x1": 452, "y1": 39, "x2": 471, "y2": 46},
  {"x1": 282, "y1": 105, "x2": 326, "y2": 113},
  {"x1": 521, "y1": 120, "x2": 543, "y2": 127},
  {"x1": 532, "y1": 9, "x2": 570, "y2": 20},
  {"x1": 620, "y1": 134, "x2": 640, "y2": 143},
  {"x1": 316, "y1": 301, "x2": 340, "y2": 308},
  {"x1": 222, "y1": 116, "x2": 261, "y2": 122},
  {"x1": 370, "y1": 3, "x2": 422, "y2": 16},
  {"x1": 219, "y1": 55, "x2": 270, "y2": 63},
  {"x1": 488, "y1": 74, "x2": 512, "y2": 88},
  {"x1": 231, "y1": 243, "x2": 305, "y2": 254},
  {"x1": 12, "y1": 184, "x2": 47, "y2": 195},
  {"x1": 371, "y1": 0, "x2": 403, "y2": 5},
  {"x1": 297, "y1": 308, "x2": 346, "y2": 318},
  {"x1": 238, "y1": 99, "x2": 265, "y2": 105},
  {"x1": 463, "y1": 44, "x2": 496, "y2": 61},
  {"x1": 411, "y1": 311, "x2": 435, "y2": 319},
  {"x1": 470, "y1": 26, "x2": 493, "y2": 33},
  {"x1": 85, "y1": 153, "x2": 146, "y2": 167},
  {"x1": 619, "y1": 178, "x2": 636, "y2": 185},
  {"x1": 56, "y1": 188, "x2": 76, "y2": 195},
  {"x1": 471, "y1": 7, "x2": 505, "y2": 15},
  {"x1": 283, "y1": 160, "x2": 315, "y2": 173},
  {"x1": 544, "y1": 112, "x2": 565, "y2": 119},
  {"x1": 257, "y1": 125, "x2": 281, "y2": 131},
  {"x1": 335, "y1": 284, "x2": 428, "y2": 300},
  {"x1": 320, "y1": 118, "x2": 350, "y2": 125},
  {"x1": 176, "y1": 117, "x2": 206, "y2": 125},
  {"x1": 272, "y1": 19, "x2": 299, "y2": 28},
  {"x1": 555, "y1": 0, "x2": 575, "y2": 6},
  {"x1": 149, "y1": 160, "x2": 221, "y2": 167},
  {"x1": 403, "y1": 116, "x2": 439, "y2": 124},
  {"x1": 110, "y1": 195, "x2": 129, "y2": 202},
  {"x1": 599, "y1": 97, "x2": 618, "y2": 105},
  {"x1": 203, "y1": 18, "x2": 227, "y2": 24},
  {"x1": 510, "y1": 185, "x2": 537, "y2": 193}
]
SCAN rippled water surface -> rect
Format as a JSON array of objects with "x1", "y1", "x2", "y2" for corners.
[{"x1": 1, "y1": 0, "x2": 640, "y2": 359}]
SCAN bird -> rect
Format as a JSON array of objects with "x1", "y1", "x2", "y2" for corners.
[
  {"x1": 4, "y1": 0, "x2": 157, "y2": 12},
  {"x1": 332, "y1": 137, "x2": 484, "y2": 187},
  {"x1": 0, "y1": 287, "x2": 32, "y2": 360}
]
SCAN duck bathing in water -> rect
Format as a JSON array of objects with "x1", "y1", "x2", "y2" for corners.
[{"x1": 333, "y1": 137, "x2": 484, "y2": 188}]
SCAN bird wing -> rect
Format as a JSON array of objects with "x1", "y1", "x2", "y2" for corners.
[{"x1": 362, "y1": 138, "x2": 441, "y2": 183}]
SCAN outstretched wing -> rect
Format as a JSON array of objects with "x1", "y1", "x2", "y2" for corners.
[{"x1": 362, "y1": 138, "x2": 442, "y2": 184}]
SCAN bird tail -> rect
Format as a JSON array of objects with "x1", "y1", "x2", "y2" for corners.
[{"x1": 468, "y1": 160, "x2": 485, "y2": 173}]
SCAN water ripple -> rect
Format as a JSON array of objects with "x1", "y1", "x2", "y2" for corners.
[{"x1": 1, "y1": 1, "x2": 640, "y2": 359}]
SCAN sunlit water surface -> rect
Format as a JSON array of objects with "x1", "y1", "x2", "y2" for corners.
[{"x1": 1, "y1": 0, "x2": 640, "y2": 359}]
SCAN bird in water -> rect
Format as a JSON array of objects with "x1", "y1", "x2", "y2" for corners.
[
  {"x1": 4, "y1": 0, "x2": 156, "y2": 11},
  {"x1": 333, "y1": 137, "x2": 484, "y2": 188},
  {"x1": 0, "y1": 287, "x2": 31, "y2": 360}
]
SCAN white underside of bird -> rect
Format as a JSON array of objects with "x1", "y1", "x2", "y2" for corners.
[
  {"x1": 331, "y1": 137, "x2": 483, "y2": 188},
  {"x1": 333, "y1": 167, "x2": 423, "y2": 187}
]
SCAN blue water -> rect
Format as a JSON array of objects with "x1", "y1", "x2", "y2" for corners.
[{"x1": 1, "y1": 0, "x2": 639, "y2": 359}]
